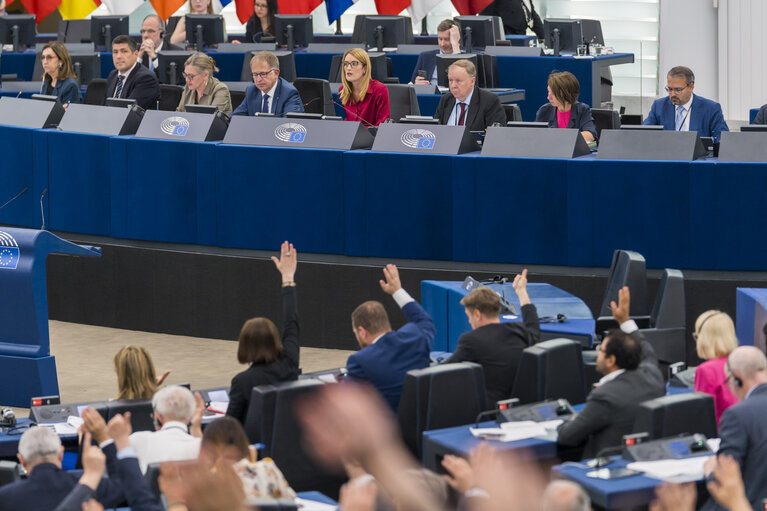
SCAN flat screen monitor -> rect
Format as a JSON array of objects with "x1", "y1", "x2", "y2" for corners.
[
  {"x1": 157, "y1": 51, "x2": 195, "y2": 86},
  {"x1": 185, "y1": 14, "x2": 226, "y2": 51},
  {"x1": 361, "y1": 15, "x2": 414, "y2": 52},
  {"x1": 580, "y1": 19, "x2": 604, "y2": 46},
  {"x1": 543, "y1": 18, "x2": 582, "y2": 53},
  {"x1": 274, "y1": 15, "x2": 314, "y2": 51},
  {"x1": 90, "y1": 16, "x2": 129, "y2": 52},
  {"x1": 741, "y1": 125, "x2": 767, "y2": 132},
  {"x1": 435, "y1": 53, "x2": 477, "y2": 88},
  {"x1": 0, "y1": 15, "x2": 36, "y2": 52},
  {"x1": 454, "y1": 15, "x2": 499, "y2": 52},
  {"x1": 506, "y1": 121, "x2": 549, "y2": 128},
  {"x1": 57, "y1": 19, "x2": 92, "y2": 43},
  {"x1": 184, "y1": 104, "x2": 219, "y2": 114},
  {"x1": 70, "y1": 53, "x2": 101, "y2": 88},
  {"x1": 106, "y1": 98, "x2": 137, "y2": 108}
]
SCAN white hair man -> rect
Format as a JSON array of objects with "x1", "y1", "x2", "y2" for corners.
[{"x1": 542, "y1": 480, "x2": 592, "y2": 511}]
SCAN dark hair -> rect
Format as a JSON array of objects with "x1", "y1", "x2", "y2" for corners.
[
  {"x1": 667, "y1": 66, "x2": 695, "y2": 85},
  {"x1": 201, "y1": 416, "x2": 250, "y2": 460},
  {"x1": 603, "y1": 329, "x2": 642, "y2": 370},
  {"x1": 112, "y1": 34, "x2": 137, "y2": 52},
  {"x1": 351, "y1": 300, "x2": 391, "y2": 334},
  {"x1": 237, "y1": 317, "x2": 282, "y2": 364},
  {"x1": 41, "y1": 41, "x2": 77, "y2": 83},
  {"x1": 548, "y1": 71, "x2": 579, "y2": 107},
  {"x1": 436, "y1": 19, "x2": 458, "y2": 33},
  {"x1": 255, "y1": 0, "x2": 278, "y2": 36},
  {"x1": 460, "y1": 287, "x2": 501, "y2": 317}
]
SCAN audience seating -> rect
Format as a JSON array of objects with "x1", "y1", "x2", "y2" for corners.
[
  {"x1": 632, "y1": 392, "x2": 717, "y2": 440},
  {"x1": 512, "y1": 338, "x2": 586, "y2": 405},
  {"x1": 144, "y1": 463, "x2": 162, "y2": 498},
  {"x1": 398, "y1": 362, "x2": 487, "y2": 458},
  {"x1": 504, "y1": 103, "x2": 522, "y2": 122},
  {"x1": 595, "y1": 250, "x2": 651, "y2": 336},
  {"x1": 83, "y1": 78, "x2": 107, "y2": 106},
  {"x1": 239, "y1": 51, "x2": 297, "y2": 82},
  {"x1": 0, "y1": 461, "x2": 22, "y2": 488},
  {"x1": 591, "y1": 108, "x2": 621, "y2": 138},
  {"x1": 293, "y1": 78, "x2": 335, "y2": 116},
  {"x1": 385, "y1": 84, "x2": 420, "y2": 122},
  {"x1": 158, "y1": 84, "x2": 183, "y2": 111},
  {"x1": 230, "y1": 89, "x2": 246, "y2": 111}
]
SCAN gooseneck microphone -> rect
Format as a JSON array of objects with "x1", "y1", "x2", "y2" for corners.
[
  {"x1": 40, "y1": 188, "x2": 48, "y2": 231},
  {"x1": 0, "y1": 188, "x2": 28, "y2": 210},
  {"x1": 331, "y1": 99, "x2": 375, "y2": 127}
]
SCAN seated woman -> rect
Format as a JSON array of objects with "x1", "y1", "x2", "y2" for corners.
[
  {"x1": 176, "y1": 52, "x2": 232, "y2": 115},
  {"x1": 693, "y1": 310, "x2": 739, "y2": 426},
  {"x1": 245, "y1": 0, "x2": 277, "y2": 42},
  {"x1": 535, "y1": 71, "x2": 597, "y2": 142},
  {"x1": 339, "y1": 48, "x2": 390, "y2": 127},
  {"x1": 114, "y1": 345, "x2": 170, "y2": 400},
  {"x1": 170, "y1": 0, "x2": 213, "y2": 45},
  {"x1": 40, "y1": 41, "x2": 81, "y2": 107},
  {"x1": 226, "y1": 241, "x2": 300, "y2": 424}
]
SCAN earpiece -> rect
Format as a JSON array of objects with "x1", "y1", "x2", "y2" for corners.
[{"x1": 726, "y1": 359, "x2": 743, "y2": 388}]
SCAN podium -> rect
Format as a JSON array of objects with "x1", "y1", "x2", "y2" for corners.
[{"x1": 0, "y1": 228, "x2": 101, "y2": 407}]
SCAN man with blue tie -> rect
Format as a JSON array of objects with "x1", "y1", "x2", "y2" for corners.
[
  {"x1": 231, "y1": 51, "x2": 304, "y2": 117},
  {"x1": 643, "y1": 66, "x2": 729, "y2": 141}
]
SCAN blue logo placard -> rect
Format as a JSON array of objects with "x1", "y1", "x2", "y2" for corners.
[
  {"x1": 417, "y1": 138, "x2": 435, "y2": 149},
  {"x1": 288, "y1": 132, "x2": 306, "y2": 143},
  {"x1": 0, "y1": 247, "x2": 19, "y2": 270},
  {"x1": 173, "y1": 125, "x2": 189, "y2": 136}
]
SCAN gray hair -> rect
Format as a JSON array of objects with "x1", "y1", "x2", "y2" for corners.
[
  {"x1": 542, "y1": 480, "x2": 591, "y2": 511},
  {"x1": 729, "y1": 346, "x2": 767, "y2": 379},
  {"x1": 18, "y1": 426, "x2": 62, "y2": 464},
  {"x1": 152, "y1": 385, "x2": 196, "y2": 422},
  {"x1": 143, "y1": 14, "x2": 166, "y2": 31},
  {"x1": 667, "y1": 66, "x2": 695, "y2": 85}
]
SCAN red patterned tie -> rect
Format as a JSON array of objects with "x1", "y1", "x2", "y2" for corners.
[{"x1": 458, "y1": 102, "x2": 466, "y2": 126}]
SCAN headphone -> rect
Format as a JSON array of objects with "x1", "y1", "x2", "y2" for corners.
[
  {"x1": 695, "y1": 310, "x2": 724, "y2": 339},
  {"x1": 725, "y1": 358, "x2": 743, "y2": 388}
]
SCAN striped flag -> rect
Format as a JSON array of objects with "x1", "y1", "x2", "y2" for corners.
[
  {"x1": 232, "y1": 0, "x2": 254, "y2": 24},
  {"x1": 149, "y1": 0, "x2": 187, "y2": 20},
  {"x1": 20, "y1": 0, "x2": 62, "y2": 22},
  {"x1": 101, "y1": 0, "x2": 144, "y2": 14},
  {"x1": 277, "y1": 0, "x2": 322, "y2": 15},
  {"x1": 325, "y1": 0, "x2": 353, "y2": 23},
  {"x1": 58, "y1": 0, "x2": 101, "y2": 19},
  {"x1": 373, "y1": 0, "x2": 410, "y2": 15}
]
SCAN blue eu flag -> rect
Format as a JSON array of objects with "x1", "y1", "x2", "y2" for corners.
[
  {"x1": 0, "y1": 247, "x2": 19, "y2": 270},
  {"x1": 417, "y1": 138, "x2": 435, "y2": 149}
]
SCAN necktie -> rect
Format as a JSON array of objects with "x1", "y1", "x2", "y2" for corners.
[
  {"x1": 675, "y1": 105, "x2": 685, "y2": 131},
  {"x1": 457, "y1": 102, "x2": 467, "y2": 126},
  {"x1": 114, "y1": 75, "x2": 125, "y2": 99},
  {"x1": 149, "y1": 57, "x2": 154, "y2": 73},
  {"x1": 261, "y1": 94, "x2": 269, "y2": 114}
]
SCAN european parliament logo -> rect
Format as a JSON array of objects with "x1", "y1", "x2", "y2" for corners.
[
  {"x1": 401, "y1": 129, "x2": 436, "y2": 150},
  {"x1": 160, "y1": 116, "x2": 190, "y2": 136},
  {"x1": 274, "y1": 123, "x2": 307, "y2": 143},
  {"x1": 0, "y1": 231, "x2": 20, "y2": 270}
]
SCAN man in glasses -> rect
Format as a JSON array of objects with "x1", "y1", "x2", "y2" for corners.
[
  {"x1": 643, "y1": 66, "x2": 729, "y2": 141},
  {"x1": 232, "y1": 51, "x2": 304, "y2": 117}
]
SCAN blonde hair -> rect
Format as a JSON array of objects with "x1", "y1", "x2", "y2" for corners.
[
  {"x1": 185, "y1": 52, "x2": 219, "y2": 76},
  {"x1": 114, "y1": 345, "x2": 158, "y2": 400},
  {"x1": 695, "y1": 310, "x2": 738, "y2": 360},
  {"x1": 340, "y1": 48, "x2": 371, "y2": 105}
]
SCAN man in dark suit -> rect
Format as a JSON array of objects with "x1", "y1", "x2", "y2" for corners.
[
  {"x1": 104, "y1": 35, "x2": 160, "y2": 111},
  {"x1": 434, "y1": 59, "x2": 506, "y2": 131},
  {"x1": 557, "y1": 287, "x2": 665, "y2": 459},
  {"x1": 754, "y1": 103, "x2": 767, "y2": 124},
  {"x1": 232, "y1": 51, "x2": 304, "y2": 117},
  {"x1": 481, "y1": 0, "x2": 544, "y2": 39},
  {"x1": 643, "y1": 66, "x2": 729, "y2": 141},
  {"x1": 0, "y1": 426, "x2": 125, "y2": 510},
  {"x1": 346, "y1": 264, "x2": 435, "y2": 411},
  {"x1": 444, "y1": 269, "x2": 540, "y2": 404},
  {"x1": 138, "y1": 15, "x2": 183, "y2": 73},
  {"x1": 411, "y1": 19, "x2": 460, "y2": 85},
  {"x1": 701, "y1": 346, "x2": 767, "y2": 511}
]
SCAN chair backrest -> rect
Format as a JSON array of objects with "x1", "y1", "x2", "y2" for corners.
[
  {"x1": 632, "y1": 392, "x2": 717, "y2": 440},
  {"x1": 144, "y1": 462, "x2": 162, "y2": 499},
  {"x1": 293, "y1": 78, "x2": 335, "y2": 116},
  {"x1": 328, "y1": 54, "x2": 343, "y2": 83},
  {"x1": 158, "y1": 84, "x2": 183, "y2": 111},
  {"x1": 599, "y1": 250, "x2": 650, "y2": 318},
  {"x1": 385, "y1": 84, "x2": 420, "y2": 122},
  {"x1": 503, "y1": 103, "x2": 522, "y2": 122},
  {"x1": 102, "y1": 399, "x2": 156, "y2": 432},
  {"x1": 398, "y1": 362, "x2": 487, "y2": 457},
  {"x1": 240, "y1": 50, "x2": 297, "y2": 82},
  {"x1": 591, "y1": 108, "x2": 621, "y2": 138},
  {"x1": 83, "y1": 78, "x2": 107, "y2": 106},
  {"x1": 650, "y1": 269, "x2": 685, "y2": 329},
  {"x1": 230, "y1": 90, "x2": 246, "y2": 111},
  {"x1": 0, "y1": 461, "x2": 22, "y2": 488},
  {"x1": 512, "y1": 339, "x2": 586, "y2": 405}
]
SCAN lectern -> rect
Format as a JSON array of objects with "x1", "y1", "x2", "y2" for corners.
[{"x1": 0, "y1": 228, "x2": 100, "y2": 407}]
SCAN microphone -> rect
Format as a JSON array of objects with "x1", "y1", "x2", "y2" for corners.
[
  {"x1": 0, "y1": 187, "x2": 28, "y2": 210},
  {"x1": 332, "y1": 99, "x2": 375, "y2": 128},
  {"x1": 40, "y1": 188, "x2": 48, "y2": 231},
  {"x1": 303, "y1": 97, "x2": 321, "y2": 109}
]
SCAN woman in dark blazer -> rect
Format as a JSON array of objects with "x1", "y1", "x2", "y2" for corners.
[
  {"x1": 225, "y1": 241, "x2": 300, "y2": 424},
  {"x1": 245, "y1": 0, "x2": 278, "y2": 42},
  {"x1": 39, "y1": 41, "x2": 81, "y2": 107},
  {"x1": 535, "y1": 71, "x2": 598, "y2": 142}
]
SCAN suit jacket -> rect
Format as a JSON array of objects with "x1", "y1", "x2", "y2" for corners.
[
  {"x1": 434, "y1": 86, "x2": 506, "y2": 132},
  {"x1": 535, "y1": 101, "x2": 598, "y2": 141},
  {"x1": 410, "y1": 49, "x2": 440, "y2": 84},
  {"x1": 231, "y1": 77, "x2": 305, "y2": 117},
  {"x1": 176, "y1": 76, "x2": 232, "y2": 115},
  {"x1": 141, "y1": 39, "x2": 183, "y2": 72},
  {"x1": 346, "y1": 301, "x2": 436, "y2": 411},
  {"x1": 226, "y1": 286, "x2": 300, "y2": 423},
  {"x1": 754, "y1": 103, "x2": 767, "y2": 125},
  {"x1": 702, "y1": 383, "x2": 767, "y2": 511},
  {"x1": 481, "y1": 0, "x2": 544, "y2": 39},
  {"x1": 445, "y1": 304, "x2": 540, "y2": 404},
  {"x1": 642, "y1": 94, "x2": 729, "y2": 141},
  {"x1": 105, "y1": 63, "x2": 160, "y2": 111},
  {"x1": 43, "y1": 77, "x2": 81, "y2": 105},
  {"x1": 557, "y1": 334, "x2": 665, "y2": 459}
]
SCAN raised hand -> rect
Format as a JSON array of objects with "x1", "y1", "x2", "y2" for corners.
[
  {"x1": 107, "y1": 412, "x2": 133, "y2": 451},
  {"x1": 379, "y1": 264, "x2": 402, "y2": 295},
  {"x1": 80, "y1": 432, "x2": 107, "y2": 490},
  {"x1": 442, "y1": 454, "x2": 474, "y2": 494},
  {"x1": 271, "y1": 240, "x2": 297, "y2": 283},
  {"x1": 512, "y1": 269, "x2": 530, "y2": 306},
  {"x1": 610, "y1": 286, "x2": 630, "y2": 325},
  {"x1": 156, "y1": 369, "x2": 171, "y2": 386},
  {"x1": 81, "y1": 407, "x2": 108, "y2": 444}
]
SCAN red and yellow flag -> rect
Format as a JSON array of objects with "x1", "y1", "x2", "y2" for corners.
[
  {"x1": 20, "y1": 0, "x2": 62, "y2": 22},
  {"x1": 58, "y1": 0, "x2": 101, "y2": 19}
]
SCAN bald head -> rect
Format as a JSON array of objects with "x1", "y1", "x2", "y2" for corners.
[
  {"x1": 727, "y1": 346, "x2": 767, "y2": 400},
  {"x1": 542, "y1": 480, "x2": 591, "y2": 511}
]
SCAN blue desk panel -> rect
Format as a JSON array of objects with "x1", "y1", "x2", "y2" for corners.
[
  {"x1": 0, "y1": 126, "x2": 48, "y2": 229},
  {"x1": 735, "y1": 288, "x2": 767, "y2": 349},
  {"x1": 0, "y1": 52, "x2": 36, "y2": 81},
  {"x1": 214, "y1": 144, "x2": 346, "y2": 254},
  {"x1": 750, "y1": 108, "x2": 758, "y2": 124},
  {"x1": 0, "y1": 91, "x2": 37, "y2": 98}
]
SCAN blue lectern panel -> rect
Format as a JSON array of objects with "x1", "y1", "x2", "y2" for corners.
[{"x1": 0, "y1": 125, "x2": 48, "y2": 229}]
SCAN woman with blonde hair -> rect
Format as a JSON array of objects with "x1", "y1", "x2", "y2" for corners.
[
  {"x1": 114, "y1": 345, "x2": 170, "y2": 400},
  {"x1": 39, "y1": 41, "x2": 81, "y2": 106},
  {"x1": 170, "y1": 0, "x2": 214, "y2": 45},
  {"x1": 339, "y1": 48, "x2": 390, "y2": 127},
  {"x1": 176, "y1": 52, "x2": 232, "y2": 114},
  {"x1": 693, "y1": 310, "x2": 739, "y2": 425}
]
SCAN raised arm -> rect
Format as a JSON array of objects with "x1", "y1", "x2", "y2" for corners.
[
  {"x1": 272, "y1": 241, "x2": 299, "y2": 366},
  {"x1": 514, "y1": 269, "x2": 540, "y2": 344},
  {"x1": 380, "y1": 264, "x2": 435, "y2": 341}
]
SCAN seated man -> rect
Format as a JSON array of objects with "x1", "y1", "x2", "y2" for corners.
[
  {"x1": 411, "y1": 19, "x2": 461, "y2": 86},
  {"x1": 138, "y1": 15, "x2": 183, "y2": 73},
  {"x1": 643, "y1": 66, "x2": 729, "y2": 141},
  {"x1": 346, "y1": 264, "x2": 435, "y2": 411},
  {"x1": 557, "y1": 287, "x2": 665, "y2": 459},
  {"x1": 754, "y1": 103, "x2": 767, "y2": 125},
  {"x1": 444, "y1": 269, "x2": 540, "y2": 404},
  {"x1": 105, "y1": 34, "x2": 160, "y2": 111},
  {"x1": 0, "y1": 426, "x2": 124, "y2": 510},
  {"x1": 434, "y1": 59, "x2": 506, "y2": 131},
  {"x1": 232, "y1": 51, "x2": 304, "y2": 117}
]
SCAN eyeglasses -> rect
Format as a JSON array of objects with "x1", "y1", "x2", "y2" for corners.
[
  {"x1": 251, "y1": 69, "x2": 275, "y2": 79},
  {"x1": 140, "y1": 28, "x2": 159, "y2": 34},
  {"x1": 664, "y1": 85, "x2": 690, "y2": 94},
  {"x1": 41, "y1": 55, "x2": 59, "y2": 61},
  {"x1": 183, "y1": 72, "x2": 199, "y2": 81},
  {"x1": 342, "y1": 61, "x2": 361, "y2": 68},
  {"x1": 255, "y1": 3, "x2": 268, "y2": 8}
]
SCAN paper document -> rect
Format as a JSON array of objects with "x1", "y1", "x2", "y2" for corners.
[
  {"x1": 207, "y1": 401, "x2": 229, "y2": 414},
  {"x1": 470, "y1": 420, "x2": 562, "y2": 442},
  {"x1": 627, "y1": 455, "x2": 713, "y2": 481},
  {"x1": 52, "y1": 415, "x2": 84, "y2": 435},
  {"x1": 296, "y1": 497, "x2": 337, "y2": 511}
]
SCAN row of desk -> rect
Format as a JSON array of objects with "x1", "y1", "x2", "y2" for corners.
[{"x1": 1, "y1": 123, "x2": 766, "y2": 271}]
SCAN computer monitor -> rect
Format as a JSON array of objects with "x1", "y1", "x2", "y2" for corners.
[
  {"x1": 184, "y1": 104, "x2": 219, "y2": 114},
  {"x1": 741, "y1": 125, "x2": 767, "y2": 132},
  {"x1": 57, "y1": 19, "x2": 92, "y2": 43},
  {"x1": 543, "y1": 18, "x2": 582, "y2": 54},
  {"x1": 90, "y1": 16, "x2": 129, "y2": 52},
  {"x1": 580, "y1": 19, "x2": 604, "y2": 46},
  {"x1": 0, "y1": 15, "x2": 36, "y2": 53},
  {"x1": 361, "y1": 15, "x2": 414, "y2": 52},
  {"x1": 106, "y1": 98, "x2": 137, "y2": 108},
  {"x1": 185, "y1": 14, "x2": 226, "y2": 51},
  {"x1": 435, "y1": 53, "x2": 477, "y2": 88},
  {"x1": 274, "y1": 15, "x2": 314, "y2": 51},
  {"x1": 454, "y1": 15, "x2": 498, "y2": 52},
  {"x1": 506, "y1": 121, "x2": 549, "y2": 128},
  {"x1": 70, "y1": 53, "x2": 102, "y2": 88},
  {"x1": 157, "y1": 51, "x2": 195, "y2": 86}
]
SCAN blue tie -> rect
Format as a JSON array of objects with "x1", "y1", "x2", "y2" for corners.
[
  {"x1": 114, "y1": 75, "x2": 125, "y2": 99},
  {"x1": 261, "y1": 94, "x2": 269, "y2": 114},
  {"x1": 675, "y1": 105, "x2": 685, "y2": 131}
]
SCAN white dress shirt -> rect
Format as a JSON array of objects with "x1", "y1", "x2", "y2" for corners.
[
  {"x1": 129, "y1": 421, "x2": 201, "y2": 473},
  {"x1": 446, "y1": 88, "x2": 474, "y2": 126}
]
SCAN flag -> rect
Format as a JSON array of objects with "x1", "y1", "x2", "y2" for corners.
[
  {"x1": 20, "y1": 0, "x2": 62, "y2": 22},
  {"x1": 233, "y1": 0, "x2": 253, "y2": 24},
  {"x1": 101, "y1": 0, "x2": 144, "y2": 14},
  {"x1": 58, "y1": 0, "x2": 100, "y2": 19},
  {"x1": 325, "y1": 0, "x2": 353, "y2": 23},
  {"x1": 373, "y1": 0, "x2": 409, "y2": 15},
  {"x1": 451, "y1": 0, "x2": 492, "y2": 15},
  {"x1": 277, "y1": 0, "x2": 322, "y2": 15},
  {"x1": 408, "y1": 0, "x2": 439, "y2": 23},
  {"x1": 149, "y1": 0, "x2": 186, "y2": 20}
]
